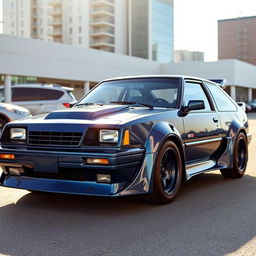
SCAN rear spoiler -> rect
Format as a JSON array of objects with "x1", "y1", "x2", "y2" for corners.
[{"x1": 208, "y1": 79, "x2": 227, "y2": 89}]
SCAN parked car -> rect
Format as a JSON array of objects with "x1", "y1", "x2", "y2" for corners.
[
  {"x1": 0, "y1": 83, "x2": 76, "y2": 115},
  {"x1": 0, "y1": 76, "x2": 250, "y2": 204},
  {"x1": 249, "y1": 99, "x2": 256, "y2": 111},
  {"x1": 237, "y1": 102, "x2": 246, "y2": 112},
  {"x1": 245, "y1": 103, "x2": 252, "y2": 112},
  {"x1": 0, "y1": 102, "x2": 31, "y2": 132}
]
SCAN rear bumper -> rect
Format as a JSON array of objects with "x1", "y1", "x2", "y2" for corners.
[{"x1": 0, "y1": 147, "x2": 148, "y2": 196}]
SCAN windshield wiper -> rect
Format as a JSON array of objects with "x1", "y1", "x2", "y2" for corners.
[
  {"x1": 76, "y1": 102, "x2": 103, "y2": 107},
  {"x1": 110, "y1": 101, "x2": 153, "y2": 109}
]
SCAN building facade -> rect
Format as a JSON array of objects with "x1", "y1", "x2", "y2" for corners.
[
  {"x1": 3, "y1": 0, "x2": 174, "y2": 62},
  {"x1": 129, "y1": 0, "x2": 174, "y2": 62},
  {"x1": 218, "y1": 16, "x2": 256, "y2": 66},
  {"x1": 174, "y1": 50, "x2": 204, "y2": 63}
]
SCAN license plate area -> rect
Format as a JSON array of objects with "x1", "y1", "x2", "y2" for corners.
[{"x1": 33, "y1": 155, "x2": 58, "y2": 173}]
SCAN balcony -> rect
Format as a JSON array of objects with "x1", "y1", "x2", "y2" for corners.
[
  {"x1": 48, "y1": 28, "x2": 63, "y2": 36},
  {"x1": 48, "y1": 8, "x2": 62, "y2": 16},
  {"x1": 90, "y1": 27, "x2": 114, "y2": 36},
  {"x1": 48, "y1": 0, "x2": 62, "y2": 6},
  {"x1": 90, "y1": 38, "x2": 114, "y2": 47},
  {"x1": 90, "y1": 17, "x2": 114, "y2": 26},
  {"x1": 48, "y1": 18, "x2": 62, "y2": 26},
  {"x1": 90, "y1": 6, "x2": 114, "y2": 16},
  {"x1": 90, "y1": 0, "x2": 114, "y2": 7}
]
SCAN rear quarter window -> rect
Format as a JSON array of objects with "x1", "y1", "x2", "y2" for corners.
[
  {"x1": 205, "y1": 82, "x2": 237, "y2": 112},
  {"x1": 12, "y1": 88, "x2": 64, "y2": 101}
]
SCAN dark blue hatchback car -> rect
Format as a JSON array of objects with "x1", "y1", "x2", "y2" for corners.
[{"x1": 0, "y1": 76, "x2": 250, "y2": 203}]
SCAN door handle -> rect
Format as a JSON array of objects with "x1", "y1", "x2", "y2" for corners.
[{"x1": 213, "y1": 118, "x2": 218, "y2": 123}]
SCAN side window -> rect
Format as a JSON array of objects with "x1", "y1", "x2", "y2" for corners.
[
  {"x1": 183, "y1": 82, "x2": 211, "y2": 111},
  {"x1": 205, "y1": 82, "x2": 237, "y2": 112},
  {"x1": 12, "y1": 88, "x2": 64, "y2": 101}
]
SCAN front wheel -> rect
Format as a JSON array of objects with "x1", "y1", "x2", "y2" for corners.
[
  {"x1": 220, "y1": 133, "x2": 248, "y2": 178},
  {"x1": 149, "y1": 140, "x2": 183, "y2": 204}
]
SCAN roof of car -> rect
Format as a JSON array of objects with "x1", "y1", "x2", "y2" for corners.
[
  {"x1": 103, "y1": 75, "x2": 213, "y2": 83},
  {"x1": 102, "y1": 75, "x2": 226, "y2": 88},
  {"x1": 8, "y1": 83, "x2": 73, "y2": 91}
]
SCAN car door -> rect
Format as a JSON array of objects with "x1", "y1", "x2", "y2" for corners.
[{"x1": 182, "y1": 80, "x2": 222, "y2": 163}]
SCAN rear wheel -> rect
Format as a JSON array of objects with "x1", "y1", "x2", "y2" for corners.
[
  {"x1": 149, "y1": 140, "x2": 183, "y2": 204},
  {"x1": 220, "y1": 133, "x2": 248, "y2": 178}
]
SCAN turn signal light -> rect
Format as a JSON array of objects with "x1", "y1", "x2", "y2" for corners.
[
  {"x1": 123, "y1": 130, "x2": 130, "y2": 146},
  {"x1": 0, "y1": 154, "x2": 15, "y2": 159},
  {"x1": 86, "y1": 158, "x2": 109, "y2": 165}
]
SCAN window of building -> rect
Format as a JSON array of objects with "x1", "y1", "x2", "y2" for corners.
[
  {"x1": 69, "y1": 27, "x2": 72, "y2": 34},
  {"x1": 79, "y1": 26, "x2": 82, "y2": 33},
  {"x1": 69, "y1": 17, "x2": 72, "y2": 23},
  {"x1": 79, "y1": 16, "x2": 82, "y2": 22},
  {"x1": 205, "y1": 82, "x2": 237, "y2": 112},
  {"x1": 79, "y1": 37, "x2": 82, "y2": 44},
  {"x1": 183, "y1": 82, "x2": 211, "y2": 112}
]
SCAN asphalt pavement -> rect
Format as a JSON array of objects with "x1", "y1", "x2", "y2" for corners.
[{"x1": 1, "y1": 114, "x2": 256, "y2": 256}]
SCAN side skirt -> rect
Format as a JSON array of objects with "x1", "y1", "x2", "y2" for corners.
[{"x1": 185, "y1": 160, "x2": 219, "y2": 180}]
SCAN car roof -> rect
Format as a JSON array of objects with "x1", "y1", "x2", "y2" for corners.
[
  {"x1": 102, "y1": 75, "x2": 219, "y2": 84},
  {"x1": 0, "y1": 83, "x2": 73, "y2": 91}
]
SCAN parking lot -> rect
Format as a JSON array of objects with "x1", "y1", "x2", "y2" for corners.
[{"x1": 0, "y1": 113, "x2": 256, "y2": 256}]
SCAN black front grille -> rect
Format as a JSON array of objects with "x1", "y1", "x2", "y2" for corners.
[{"x1": 28, "y1": 131, "x2": 83, "y2": 147}]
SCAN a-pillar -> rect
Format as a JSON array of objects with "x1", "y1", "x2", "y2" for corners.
[
  {"x1": 248, "y1": 88, "x2": 252, "y2": 103},
  {"x1": 84, "y1": 81, "x2": 90, "y2": 95},
  {"x1": 230, "y1": 85, "x2": 236, "y2": 101},
  {"x1": 4, "y1": 75, "x2": 11, "y2": 103}
]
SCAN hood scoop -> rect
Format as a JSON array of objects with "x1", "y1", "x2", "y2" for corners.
[{"x1": 45, "y1": 105, "x2": 127, "y2": 120}]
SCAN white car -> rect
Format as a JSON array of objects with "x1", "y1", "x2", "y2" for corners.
[
  {"x1": 0, "y1": 103, "x2": 31, "y2": 131},
  {"x1": 0, "y1": 84, "x2": 76, "y2": 115},
  {"x1": 237, "y1": 102, "x2": 246, "y2": 112}
]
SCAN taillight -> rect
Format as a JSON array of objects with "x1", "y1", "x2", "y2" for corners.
[{"x1": 63, "y1": 103, "x2": 70, "y2": 108}]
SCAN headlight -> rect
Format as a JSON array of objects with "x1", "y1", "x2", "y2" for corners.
[
  {"x1": 99, "y1": 130, "x2": 118, "y2": 143},
  {"x1": 10, "y1": 128, "x2": 26, "y2": 140}
]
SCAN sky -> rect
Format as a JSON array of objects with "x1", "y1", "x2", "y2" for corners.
[
  {"x1": 174, "y1": 0, "x2": 256, "y2": 61},
  {"x1": 0, "y1": 0, "x2": 255, "y2": 62}
]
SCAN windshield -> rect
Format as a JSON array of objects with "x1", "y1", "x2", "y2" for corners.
[{"x1": 78, "y1": 78, "x2": 181, "y2": 108}]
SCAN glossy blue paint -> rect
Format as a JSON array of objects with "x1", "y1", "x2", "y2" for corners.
[{"x1": 0, "y1": 76, "x2": 250, "y2": 199}]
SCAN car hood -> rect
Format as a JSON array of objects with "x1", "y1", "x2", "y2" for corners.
[{"x1": 10, "y1": 105, "x2": 173, "y2": 126}]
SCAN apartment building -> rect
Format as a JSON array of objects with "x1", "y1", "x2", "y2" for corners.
[
  {"x1": 3, "y1": 0, "x2": 174, "y2": 62},
  {"x1": 174, "y1": 50, "x2": 204, "y2": 63},
  {"x1": 218, "y1": 16, "x2": 256, "y2": 66}
]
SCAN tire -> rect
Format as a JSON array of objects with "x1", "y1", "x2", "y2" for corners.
[
  {"x1": 220, "y1": 133, "x2": 248, "y2": 178},
  {"x1": 149, "y1": 140, "x2": 183, "y2": 204},
  {"x1": 0, "y1": 117, "x2": 7, "y2": 133}
]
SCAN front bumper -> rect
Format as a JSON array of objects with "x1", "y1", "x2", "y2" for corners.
[{"x1": 0, "y1": 147, "x2": 148, "y2": 196}]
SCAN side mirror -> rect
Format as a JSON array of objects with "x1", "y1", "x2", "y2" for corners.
[
  {"x1": 187, "y1": 100, "x2": 205, "y2": 111},
  {"x1": 180, "y1": 100, "x2": 205, "y2": 116}
]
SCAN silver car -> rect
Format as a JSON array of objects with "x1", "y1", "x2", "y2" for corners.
[
  {"x1": 0, "y1": 103, "x2": 31, "y2": 131},
  {"x1": 0, "y1": 84, "x2": 76, "y2": 115}
]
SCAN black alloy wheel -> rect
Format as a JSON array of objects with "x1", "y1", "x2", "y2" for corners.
[
  {"x1": 221, "y1": 133, "x2": 248, "y2": 178},
  {"x1": 150, "y1": 140, "x2": 183, "y2": 204}
]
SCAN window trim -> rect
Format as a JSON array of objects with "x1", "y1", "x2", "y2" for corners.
[
  {"x1": 204, "y1": 81, "x2": 238, "y2": 112},
  {"x1": 182, "y1": 79, "x2": 215, "y2": 113}
]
